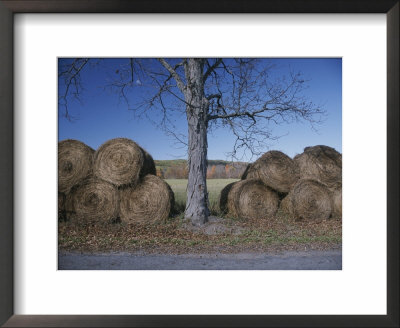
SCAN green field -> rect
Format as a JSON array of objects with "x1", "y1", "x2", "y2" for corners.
[{"x1": 165, "y1": 178, "x2": 239, "y2": 215}]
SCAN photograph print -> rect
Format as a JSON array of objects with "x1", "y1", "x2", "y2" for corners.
[{"x1": 58, "y1": 58, "x2": 342, "y2": 270}]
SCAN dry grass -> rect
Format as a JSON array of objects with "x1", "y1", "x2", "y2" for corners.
[{"x1": 59, "y1": 208, "x2": 342, "y2": 254}]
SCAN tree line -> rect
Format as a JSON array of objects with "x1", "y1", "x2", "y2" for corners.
[{"x1": 156, "y1": 161, "x2": 247, "y2": 179}]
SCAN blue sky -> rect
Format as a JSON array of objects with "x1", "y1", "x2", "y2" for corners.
[{"x1": 58, "y1": 58, "x2": 341, "y2": 161}]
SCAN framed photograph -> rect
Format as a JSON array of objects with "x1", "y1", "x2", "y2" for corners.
[{"x1": 1, "y1": 0, "x2": 398, "y2": 327}]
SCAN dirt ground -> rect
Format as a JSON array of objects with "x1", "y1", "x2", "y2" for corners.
[
  {"x1": 58, "y1": 249, "x2": 342, "y2": 270},
  {"x1": 59, "y1": 213, "x2": 342, "y2": 270}
]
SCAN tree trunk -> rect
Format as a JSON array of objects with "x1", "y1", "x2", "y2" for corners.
[{"x1": 184, "y1": 59, "x2": 209, "y2": 226}]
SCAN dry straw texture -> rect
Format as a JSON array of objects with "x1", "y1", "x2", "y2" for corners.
[
  {"x1": 290, "y1": 179, "x2": 332, "y2": 221},
  {"x1": 226, "y1": 179, "x2": 279, "y2": 220},
  {"x1": 294, "y1": 145, "x2": 342, "y2": 188},
  {"x1": 330, "y1": 183, "x2": 342, "y2": 218},
  {"x1": 219, "y1": 182, "x2": 236, "y2": 214},
  {"x1": 58, "y1": 192, "x2": 65, "y2": 213},
  {"x1": 279, "y1": 194, "x2": 293, "y2": 216},
  {"x1": 58, "y1": 192, "x2": 66, "y2": 220},
  {"x1": 241, "y1": 163, "x2": 259, "y2": 180},
  {"x1": 119, "y1": 175, "x2": 174, "y2": 224},
  {"x1": 58, "y1": 139, "x2": 94, "y2": 193},
  {"x1": 241, "y1": 151, "x2": 299, "y2": 193},
  {"x1": 65, "y1": 177, "x2": 119, "y2": 224},
  {"x1": 94, "y1": 138, "x2": 145, "y2": 187}
]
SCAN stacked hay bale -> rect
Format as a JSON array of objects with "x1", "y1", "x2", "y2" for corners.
[
  {"x1": 283, "y1": 179, "x2": 333, "y2": 221},
  {"x1": 293, "y1": 145, "x2": 342, "y2": 189},
  {"x1": 224, "y1": 179, "x2": 279, "y2": 220},
  {"x1": 119, "y1": 175, "x2": 174, "y2": 224},
  {"x1": 283, "y1": 145, "x2": 342, "y2": 221},
  {"x1": 58, "y1": 138, "x2": 173, "y2": 224},
  {"x1": 329, "y1": 182, "x2": 342, "y2": 218},
  {"x1": 220, "y1": 150, "x2": 297, "y2": 220},
  {"x1": 93, "y1": 138, "x2": 156, "y2": 187},
  {"x1": 241, "y1": 150, "x2": 299, "y2": 193},
  {"x1": 65, "y1": 177, "x2": 120, "y2": 224},
  {"x1": 58, "y1": 139, "x2": 95, "y2": 221},
  {"x1": 58, "y1": 139, "x2": 95, "y2": 194},
  {"x1": 220, "y1": 146, "x2": 342, "y2": 222}
]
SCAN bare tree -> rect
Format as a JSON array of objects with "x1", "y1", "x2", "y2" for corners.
[{"x1": 59, "y1": 58, "x2": 324, "y2": 226}]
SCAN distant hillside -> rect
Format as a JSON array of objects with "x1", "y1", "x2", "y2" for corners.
[{"x1": 155, "y1": 159, "x2": 248, "y2": 179}]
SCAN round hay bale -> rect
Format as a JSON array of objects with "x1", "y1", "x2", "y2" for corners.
[
  {"x1": 243, "y1": 151, "x2": 299, "y2": 193},
  {"x1": 330, "y1": 183, "x2": 342, "y2": 218},
  {"x1": 58, "y1": 139, "x2": 94, "y2": 193},
  {"x1": 241, "y1": 163, "x2": 259, "y2": 180},
  {"x1": 58, "y1": 192, "x2": 65, "y2": 212},
  {"x1": 226, "y1": 179, "x2": 279, "y2": 220},
  {"x1": 58, "y1": 192, "x2": 66, "y2": 221},
  {"x1": 291, "y1": 179, "x2": 332, "y2": 221},
  {"x1": 294, "y1": 145, "x2": 342, "y2": 188},
  {"x1": 139, "y1": 147, "x2": 157, "y2": 177},
  {"x1": 119, "y1": 175, "x2": 174, "y2": 224},
  {"x1": 93, "y1": 138, "x2": 145, "y2": 187},
  {"x1": 65, "y1": 177, "x2": 119, "y2": 224},
  {"x1": 219, "y1": 182, "x2": 236, "y2": 213},
  {"x1": 279, "y1": 194, "x2": 293, "y2": 216}
]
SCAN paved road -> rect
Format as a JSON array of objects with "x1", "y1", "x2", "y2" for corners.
[{"x1": 58, "y1": 250, "x2": 342, "y2": 270}]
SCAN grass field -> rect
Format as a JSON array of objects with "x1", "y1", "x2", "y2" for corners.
[{"x1": 165, "y1": 179, "x2": 239, "y2": 215}]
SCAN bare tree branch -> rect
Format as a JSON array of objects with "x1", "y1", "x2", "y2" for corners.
[
  {"x1": 204, "y1": 58, "x2": 324, "y2": 159},
  {"x1": 59, "y1": 57, "x2": 325, "y2": 160},
  {"x1": 203, "y1": 58, "x2": 223, "y2": 81},
  {"x1": 58, "y1": 58, "x2": 90, "y2": 119},
  {"x1": 157, "y1": 58, "x2": 186, "y2": 93}
]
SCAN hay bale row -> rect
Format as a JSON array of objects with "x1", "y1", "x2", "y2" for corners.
[
  {"x1": 58, "y1": 138, "x2": 172, "y2": 225},
  {"x1": 222, "y1": 145, "x2": 342, "y2": 221}
]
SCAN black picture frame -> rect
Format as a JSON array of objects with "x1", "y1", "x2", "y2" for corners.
[{"x1": 0, "y1": 1, "x2": 398, "y2": 327}]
